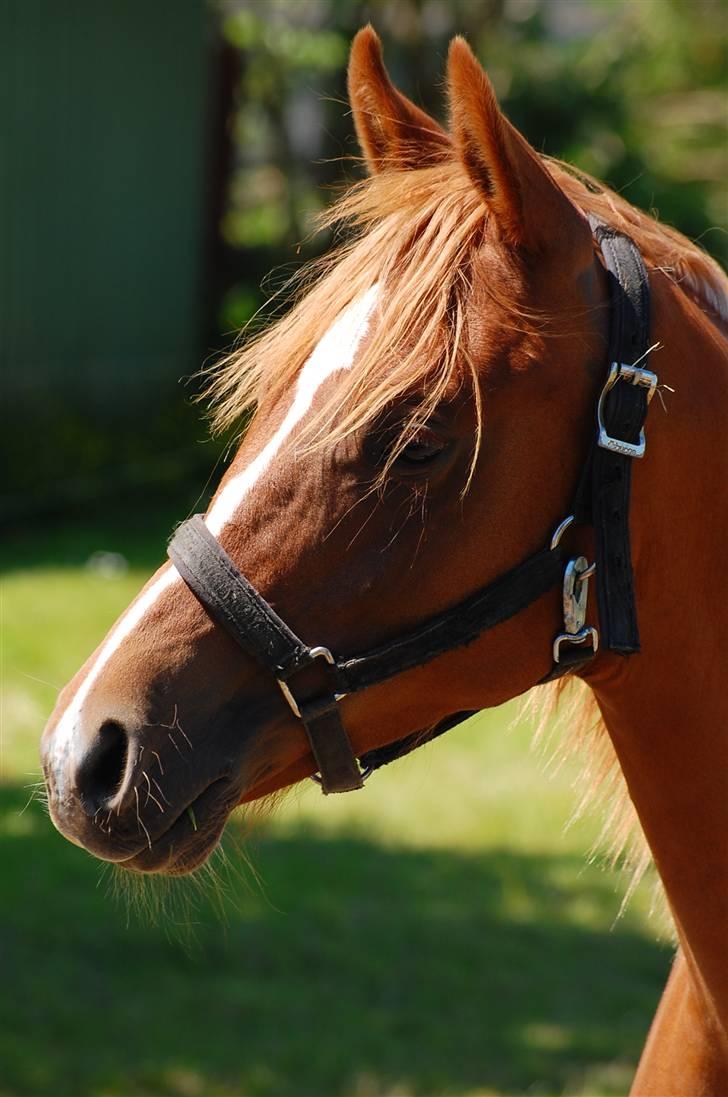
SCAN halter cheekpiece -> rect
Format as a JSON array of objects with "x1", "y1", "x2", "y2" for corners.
[{"x1": 168, "y1": 219, "x2": 657, "y2": 794}]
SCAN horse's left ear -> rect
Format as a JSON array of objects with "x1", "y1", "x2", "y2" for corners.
[
  {"x1": 447, "y1": 37, "x2": 590, "y2": 253},
  {"x1": 348, "y1": 26, "x2": 451, "y2": 174}
]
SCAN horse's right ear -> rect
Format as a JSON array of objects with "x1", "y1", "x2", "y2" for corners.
[{"x1": 348, "y1": 26, "x2": 450, "y2": 174}]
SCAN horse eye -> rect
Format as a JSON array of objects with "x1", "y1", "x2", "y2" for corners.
[{"x1": 395, "y1": 427, "x2": 447, "y2": 467}]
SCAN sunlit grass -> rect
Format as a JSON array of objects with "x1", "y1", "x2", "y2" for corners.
[{"x1": 0, "y1": 512, "x2": 671, "y2": 1096}]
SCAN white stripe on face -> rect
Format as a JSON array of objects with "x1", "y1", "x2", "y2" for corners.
[
  {"x1": 207, "y1": 283, "x2": 379, "y2": 535},
  {"x1": 48, "y1": 286, "x2": 380, "y2": 789}
]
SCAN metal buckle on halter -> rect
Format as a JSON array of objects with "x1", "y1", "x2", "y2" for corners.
[
  {"x1": 276, "y1": 645, "x2": 347, "y2": 719},
  {"x1": 277, "y1": 647, "x2": 372, "y2": 788},
  {"x1": 552, "y1": 556, "x2": 599, "y2": 664},
  {"x1": 597, "y1": 362, "x2": 658, "y2": 459}
]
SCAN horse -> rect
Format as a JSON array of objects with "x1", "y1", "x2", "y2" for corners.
[{"x1": 40, "y1": 27, "x2": 728, "y2": 1095}]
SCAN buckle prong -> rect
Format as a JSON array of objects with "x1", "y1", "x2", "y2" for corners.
[
  {"x1": 550, "y1": 515, "x2": 575, "y2": 551},
  {"x1": 553, "y1": 626, "x2": 599, "y2": 664},
  {"x1": 277, "y1": 645, "x2": 347, "y2": 720}
]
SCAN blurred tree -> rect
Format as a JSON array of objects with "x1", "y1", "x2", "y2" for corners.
[{"x1": 214, "y1": 0, "x2": 726, "y2": 333}]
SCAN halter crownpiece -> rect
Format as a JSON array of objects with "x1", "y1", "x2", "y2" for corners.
[{"x1": 168, "y1": 221, "x2": 656, "y2": 794}]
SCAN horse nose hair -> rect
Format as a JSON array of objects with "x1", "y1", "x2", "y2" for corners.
[{"x1": 75, "y1": 720, "x2": 131, "y2": 816}]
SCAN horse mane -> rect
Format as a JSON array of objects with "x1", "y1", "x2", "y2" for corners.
[
  {"x1": 553, "y1": 160, "x2": 728, "y2": 326},
  {"x1": 207, "y1": 156, "x2": 726, "y2": 455},
  {"x1": 207, "y1": 156, "x2": 725, "y2": 922},
  {"x1": 208, "y1": 160, "x2": 494, "y2": 476}
]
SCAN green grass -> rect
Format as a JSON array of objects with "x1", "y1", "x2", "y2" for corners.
[{"x1": 0, "y1": 507, "x2": 671, "y2": 1097}]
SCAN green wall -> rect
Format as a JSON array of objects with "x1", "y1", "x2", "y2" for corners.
[{"x1": 2, "y1": 0, "x2": 212, "y2": 512}]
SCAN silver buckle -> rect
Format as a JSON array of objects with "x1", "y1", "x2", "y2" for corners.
[
  {"x1": 553, "y1": 555, "x2": 599, "y2": 664},
  {"x1": 597, "y1": 362, "x2": 657, "y2": 459},
  {"x1": 277, "y1": 645, "x2": 347, "y2": 719},
  {"x1": 277, "y1": 646, "x2": 366, "y2": 789},
  {"x1": 553, "y1": 626, "x2": 599, "y2": 664}
]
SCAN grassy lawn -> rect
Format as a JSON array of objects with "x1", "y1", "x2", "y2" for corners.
[{"x1": 0, "y1": 506, "x2": 671, "y2": 1097}]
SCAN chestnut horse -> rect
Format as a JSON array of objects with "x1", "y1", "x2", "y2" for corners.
[{"x1": 41, "y1": 29, "x2": 727, "y2": 1095}]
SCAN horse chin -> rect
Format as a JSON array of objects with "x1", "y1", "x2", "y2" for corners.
[
  {"x1": 125, "y1": 758, "x2": 316, "y2": 873},
  {"x1": 118, "y1": 778, "x2": 234, "y2": 876}
]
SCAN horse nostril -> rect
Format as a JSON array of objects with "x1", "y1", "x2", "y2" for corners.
[{"x1": 76, "y1": 720, "x2": 130, "y2": 815}]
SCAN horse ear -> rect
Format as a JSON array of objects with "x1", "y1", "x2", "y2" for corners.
[
  {"x1": 348, "y1": 26, "x2": 451, "y2": 174},
  {"x1": 447, "y1": 37, "x2": 589, "y2": 253}
]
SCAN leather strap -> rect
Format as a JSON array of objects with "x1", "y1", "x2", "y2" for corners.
[
  {"x1": 297, "y1": 703, "x2": 364, "y2": 794},
  {"x1": 360, "y1": 710, "x2": 476, "y2": 773},
  {"x1": 169, "y1": 517, "x2": 363, "y2": 793},
  {"x1": 586, "y1": 219, "x2": 651, "y2": 654},
  {"x1": 169, "y1": 516, "x2": 309, "y2": 675},
  {"x1": 335, "y1": 546, "x2": 565, "y2": 693}
]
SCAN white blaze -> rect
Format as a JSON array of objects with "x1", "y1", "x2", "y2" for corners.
[
  {"x1": 48, "y1": 286, "x2": 379, "y2": 786},
  {"x1": 206, "y1": 283, "x2": 379, "y2": 535}
]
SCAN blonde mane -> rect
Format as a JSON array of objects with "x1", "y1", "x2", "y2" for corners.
[
  {"x1": 209, "y1": 161, "x2": 492, "y2": 477},
  {"x1": 207, "y1": 156, "x2": 726, "y2": 922},
  {"x1": 207, "y1": 156, "x2": 726, "y2": 458}
]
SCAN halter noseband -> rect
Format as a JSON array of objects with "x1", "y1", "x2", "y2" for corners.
[{"x1": 168, "y1": 220, "x2": 656, "y2": 794}]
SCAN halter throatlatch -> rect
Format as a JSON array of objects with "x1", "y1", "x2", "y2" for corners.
[{"x1": 167, "y1": 222, "x2": 656, "y2": 794}]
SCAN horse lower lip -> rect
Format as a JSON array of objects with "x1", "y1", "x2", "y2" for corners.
[{"x1": 120, "y1": 778, "x2": 230, "y2": 874}]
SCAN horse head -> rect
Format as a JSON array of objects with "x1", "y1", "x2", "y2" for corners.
[{"x1": 41, "y1": 30, "x2": 613, "y2": 873}]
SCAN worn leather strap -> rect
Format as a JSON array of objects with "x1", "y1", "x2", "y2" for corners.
[
  {"x1": 297, "y1": 701, "x2": 364, "y2": 794},
  {"x1": 360, "y1": 710, "x2": 476, "y2": 773},
  {"x1": 335, "y1": 545, "x2": 565, "y2": 693},
  {"x1": 169, "y1": 516, "x2": 309, "y2": 675},
  {"x1": 169, "y1": 517, "x2": 363, "y2": 793},
  {"x1": 588, "y1": 220, "x2": 651, "y2": 654}
]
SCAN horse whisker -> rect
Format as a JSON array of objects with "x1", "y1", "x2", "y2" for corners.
[
  {"x1": 152, "y1": 777, "x2": 172, "y2": 806},
  {"x1": 147, "y1": 790, "x2": 165, "y2": 814},
  {"x1": 167, "y1": 732, "x2": 186, "y2": 761},
  {"x1": 19, "y1": 671, "x2": 63, "y2": 691},
  {"x1": 18, "y1": 783, "x2": 43, "y2": 816},
  {"x1": 158, "y1": 705, "x2": 179, "y2": 730},
  {"x1": 176, "y1": 724, "x2": 193, "y2": 752},
  {"x1": 141, "y1": 771, "x2": 164, "y2": 814},
  {"x1": 134, "y1": 787, "x2": 152, "y2": 851}
]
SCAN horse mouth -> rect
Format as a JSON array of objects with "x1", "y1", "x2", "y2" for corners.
[{"x1": 119, "y1": 778, "x2": 235, "y2": 875}]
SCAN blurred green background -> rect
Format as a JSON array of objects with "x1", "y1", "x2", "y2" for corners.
[{"x1": 1, "y1": 0, "x2": 725, "y2": 1094}]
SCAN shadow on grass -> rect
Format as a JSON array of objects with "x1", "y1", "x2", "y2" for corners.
[{"x1": 0, "y1": 784, "x2": 669, "y2": 1097}]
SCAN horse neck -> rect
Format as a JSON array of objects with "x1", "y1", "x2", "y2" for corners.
[{"x1": 586, "y1": 266, "x2": 728, "y2": 1027}]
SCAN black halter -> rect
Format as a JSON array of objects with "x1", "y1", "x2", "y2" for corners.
[{"x1": 168, "y1": 221, "x2": 656, "y2": 794}]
